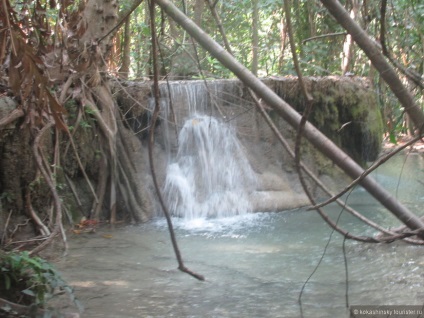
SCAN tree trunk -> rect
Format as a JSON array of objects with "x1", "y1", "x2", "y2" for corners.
[
  {"x1": 320, "y1": 0, "x2": 424, "y2": 131},
  {"x1": 154, "y1": 0, "x2": 424, "y2": 236},
  {"x1": 63, "y1": 0, "x2": 151, "y2": 223},
  {"x1": 307, "y1": 2, "x2": 317, "y2": 37},
  {"x1": 193, "y1": 0, "x2": 204, "y2": 26},
  {"x1": 341, "y1": 0, "x2": 359, "y2": 74},
  {"x1": 143, "y1": 1, "x2": 151, "y2": 78},
  {"x1": 251, "y1": 0, "x2": 259, "y2": 76},
  {"x1": 278, "y1": 16, "x2": 287, "y2": 72},
  {"x1": 119, "y1": 17, "x2": 131, "y2": 79}
]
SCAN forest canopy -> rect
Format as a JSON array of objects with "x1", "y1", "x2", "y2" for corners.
[{"x1": 1, "y1": 0, "x2": 422, "y2": 133}]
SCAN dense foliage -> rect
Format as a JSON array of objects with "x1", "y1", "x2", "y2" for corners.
[
  {"x1": 4, "y1": 0, "x2": 421, "y2": 133},
  {"x1": 122, "y1": 0, "x2": 422, "y2": 77},
  {"x1": 116, "y1": 0, "x2": 422, "y2": 137},
  {"x1": 0, "y1": 251, "x2": 81, "y2": 315}
]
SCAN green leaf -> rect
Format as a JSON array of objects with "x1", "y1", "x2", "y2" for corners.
[
  {"x1": 389, "y1": 132, "x2": 397, "y2": 144},
  {"x1": 25, "y1": 257, "x2": 43, "y2": 269}
]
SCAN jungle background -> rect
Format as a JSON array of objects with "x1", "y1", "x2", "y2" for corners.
[{"x1": 0, "y1": 0, "x2": 423, "y2": 315}]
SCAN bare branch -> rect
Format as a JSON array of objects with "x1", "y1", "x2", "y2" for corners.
[
  {"x1": 302, "y1": 32, "x2": 347, "y2": 43},
  {"x1": 156, "y1": 0, "x2": 424, "y2": 237},
  {"x1": 320, "y1": 0, "x2": 424, "y2": 129},
  {"x1": 0, "y1": 108, "x2": 24, "y2": 129},
  {"x1": 379, "y1": 0, "x2": 424, "y2": 89},
  {"x1": 311, "y1": 134, "x2": 424, "y2": 210},
  {"x1": 148, "y1": 0, "x2": 204, "y2": 281},
  {"x1": 30, "y1": 122, "x2": 67, "y2": 256}
]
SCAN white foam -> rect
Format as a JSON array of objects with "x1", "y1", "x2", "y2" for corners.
[
  {"x1": 152, "y1": 213, "x2": 274, "y2": 238},
  {"x1": 162, "y1": 115, "x2": 257, "y2": 220}
]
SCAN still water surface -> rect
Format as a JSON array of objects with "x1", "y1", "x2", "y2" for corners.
[{"x1": 58, "y1": 153, "x2": 424, "y2": 318}]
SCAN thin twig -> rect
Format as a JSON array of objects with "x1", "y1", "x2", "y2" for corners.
[
  {"x1": 29, "y1": 122, "x2": 66, "y2": 256},
  {"x1": 91, "y1": 154, "x2": 108, "y2": 220},
  {"x1": 1, "y1": 209, "x2": 13, "y2": 245},
  {"x1": 302, "y1": 32, "x2": 347, "y2": 43},
  {"x1": 157, "y1": 33, "x2": 180, "y2": 142},
  {"x1": 7, "y1": 236, "x2": 51, "y2": 246},
  {"x1": 298, "y1": 209, "x2": 341, "y2": 318},
  {"x1": 280, "y1": 1, "x2": 369, "y2": 314},
  {"x1": 252, "y1": 93, "x2": 421, "y2": 243},
  {"x1": 2, "y1": 0, "x2": 16, "y2": 55},
  {"x1": 60, "y1": 94, "x2": 99, "y2": 207},
  {"x1": 379, "y1": 0, "x2": 423, "y2": 89},
  {"x1": 7, "y1": 218, "x2": 31, "y2": 245},
  {"x1": 208, "y1": 0, "x2": 405, "y2": 245},
  {"x1": 343, "y1": 235, "x2": 349, "y2": 308},
  {"x1": 206, "y1": 0, "x2": 233, "y2": 55},
  {"x1": 64, "y1": 174, "x2": 85, "y2": 216},
  {"x1": 148, "y1": 0, "x2": 204, "y2": 281},
  {"x1": 25, "y1": 191, "x2": 51, "y2": 237},
  {"x1": 59, "y1": 74, "x2": 77, "y2": 104},
  {"x1": 0, "y1": 108, "x2": 24, "y2": 129},
  {"x1": 311, "y1": 134, "x2": 424, "y2": 210},
  {"x1": 284, "y1": 0, "x2": 392, "y2": 244}
]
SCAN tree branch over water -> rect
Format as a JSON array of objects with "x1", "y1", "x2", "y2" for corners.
[
  {"x1": 320, "y1": 0, "x2": 424, "y2": 131},
  {"x1": 147, "y1": 0, "x2": 204, "y2": 281},
  {"x1": 155, "y1": 0, "x2": 424, "y2": 238}
]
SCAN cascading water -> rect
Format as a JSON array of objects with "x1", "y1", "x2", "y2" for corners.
[
  {"x1": 152, "y1": 81, "x2": 310, "y2": 216},
  {"x1": 163, "y1": 114, "x2": 257, "y2": 219}
]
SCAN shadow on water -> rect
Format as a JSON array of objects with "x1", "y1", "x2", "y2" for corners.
[{"x1": 57, "y1": 153, "x2": 424, "y2": 318}]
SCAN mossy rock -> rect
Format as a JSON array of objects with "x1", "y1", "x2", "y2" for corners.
[{"x1": 273, "y1": 76, "x2": 383, "y2": 165}]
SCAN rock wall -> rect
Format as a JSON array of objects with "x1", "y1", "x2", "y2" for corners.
[
  {"x1": 115, "y1": 76, "x2": 383, "y2": 213},
  {"x1": 0, "y1": 76, "x2": 384, "y2": 237}
]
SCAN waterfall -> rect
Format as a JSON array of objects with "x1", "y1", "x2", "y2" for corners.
[{"x1": 163, "y1": 114, "x2": 257, "y2": 219}]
